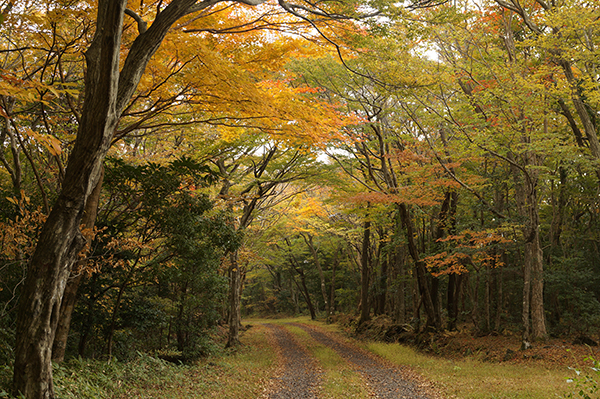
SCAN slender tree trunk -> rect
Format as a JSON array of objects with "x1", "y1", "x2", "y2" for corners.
[
  {"x1": 297, "y1": 268, "x2": 316, "y2": 320},
  {"x1": 359, "y1": 217, "x2": 372, "y2": 325},
  {"x1": 376, "y1": 250, "x2": 388, "y2": 316},
  {"x1": 394, "y1": 248, "x2": 406, "y2": 324},
  {"x1": 485, "y1": 266, "x2": 491, "y2": 332},
  {"x1": 471, "y1": 271, "x2": 480, "y2": 332},
  {"x1": 447, "y1": 274, "x2": 461, "y2": 331},
  {"x1": 106, "y1": 280, "x2": 128, "y2": 359},
  {"x1": 329, "y1": 249, "x2": 339, "y2": 319},
  {"x1": 226, "y1": 250, "x2": 242, "y2": 347},
  {"x1": 176, "y1": 282, "x2": 189, "y2": 351},
  {"x1": 302, "y1": 234, "x2": 329, "y2": 319},
  {"x1": 494, "y1": 258, "x2": 504, "y2": 331},
  {"x1": 550, "y1": 167, "x2": 567, "y2": 248},
  {"x1": 398, "y1": 204, "x2": 441, "y2": 330}
]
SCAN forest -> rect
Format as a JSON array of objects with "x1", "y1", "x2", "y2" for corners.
[{"x1": 1, "y1": 0, "x2": 600, "y2": 398}]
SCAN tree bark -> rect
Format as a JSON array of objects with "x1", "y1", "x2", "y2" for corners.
[
  {"x1": 52, "y1": 169, "x2": 104, "y2": 363},
  {"x1": 295, "y1": 266, "x2": 316, "y2": 320},
  {"x1": 302, "y1": 234, "x2": 330, "y2": 319},
  {"x1": 12, "y1": 3, "x2": 127, "y2": 397},
  {"x1": 510, "y1": 153, "x2": 547, "y2": 344},
  {"x1": 226, "y1": 250, "x2": 242, "y2": 347},
  {"x1": 394, "y1": 247, "x2": 406, "y2": 324},
  {"x1": 358, "y1": 217, "x2": 372, "y2": 325},
  {"x1": 398, "y1": 203, "x2": 441, "y2": 330},
  {"x1": 329, "y1": 249, "x2": 339, "y2": 319}
]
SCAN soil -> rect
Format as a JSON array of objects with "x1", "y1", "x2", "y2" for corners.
[{"x1": 262, "y1": 322, "x2": 441, "y2": 399}]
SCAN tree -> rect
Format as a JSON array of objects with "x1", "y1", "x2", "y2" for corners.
[{"x1": 10, "y1": 0, "x2": 365, "y2": 396}]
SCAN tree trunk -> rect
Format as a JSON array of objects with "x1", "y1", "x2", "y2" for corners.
[
  {"x1": 376, "y1": 249, "x2": 388, "y2": 316},
  {"x1": 485, "y1": 266, "x2": 491, "y2": 332},
  {"x1": 302, "y1": 234, "x2": 329, "y2": 320},
  {"x1": 106, "y1": 281, "x2": 128, "y2": 359},
  {"x1": 394, "y1": 248, "x2": 406, "y2": 324},
  {"x1": 12, "y1": 3, "x2": 127, "y2": 396},
  {"x1": 529, "y1": 229, "x2": 546, "y2": 340},
  {"x1": 297, "y1": 267, "x2": 316, "y2": 320},
  {"x1": 359, "y1": 217, "x2": 372, "y2": 325},
  {"x1": 510, "y1": 152, "x2": 547, "y2": 344},
  {"x1": 52, "y1": 169, "x2": 104, "y2": 363},
  {"x1": 329, "y1": 249, "x2": 340, "y2": 320},
  {"x1": 398, "y1": 203, "x2": 441, "y2": 330},
  {"x1": 226, "y1": 251, "x2": 242, "y2": 347},
  {"x1": 447, "y1": 273, "x2": 462, "y2": 331},
  {"x1": 494, "y1": 258, "x2": 504, "y2": 331},
  {"x1": 13, "y1": 2, "x2": 210, "y2": 395}
]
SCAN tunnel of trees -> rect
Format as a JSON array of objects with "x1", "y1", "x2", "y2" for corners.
[{"x1": 1, "y1": 0, "x2": 600, "y2": 397}]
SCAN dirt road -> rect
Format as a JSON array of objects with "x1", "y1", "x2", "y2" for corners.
[{"x1": 263, "y1": 323, "x2": 438, "y2": 399}]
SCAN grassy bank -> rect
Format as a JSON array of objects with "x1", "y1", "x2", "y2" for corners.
[
  {"x1": 1, "y1": 324, "x2": 276, "y2": 399},
  {"x1": 367, "y1": 341, "x2": 572, "y2": 398}
]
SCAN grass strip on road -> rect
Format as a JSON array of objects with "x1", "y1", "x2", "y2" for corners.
[{"x1": 281, "y1": 324, "x2": 370, "y2": 399}]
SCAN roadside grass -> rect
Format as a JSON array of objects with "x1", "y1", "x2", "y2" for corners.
[
  {"x1": 282, "y1": 324, "x2": 369, "y2": 399},
  {"x1": 367, "y1": 341, "x2": 572, "y2": 399},
  {"x1": 1, "y1": 324, "x2": 275, "y2": 399},
  {"x1": 249, "y1": 316, "x2": 574, "y2": 398}
]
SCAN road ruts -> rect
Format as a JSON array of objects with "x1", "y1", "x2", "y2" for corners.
[
  {"x1": 293, "y1": 323, "x2": 431, "y2": 399},
  {"x1": 264, "y1": 324, "x2": 321, "y2": 399}
]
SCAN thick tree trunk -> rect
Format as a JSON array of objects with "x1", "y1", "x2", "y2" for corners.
[
  {"x1": 12, "y1": 3, "x2": 127, "y2": 397},
  {"x1": 528, "y1": 229, "x2": 546, "y2": 340},
  {"x1": 510, "y1": 153, "x2": 547, "y2": 345},
  {"x1": 13, "y1": 2, "x2": 208, "y2": 395},
  {"x1": 52, "y1": 170, "x2": 104, "y2": 363}
]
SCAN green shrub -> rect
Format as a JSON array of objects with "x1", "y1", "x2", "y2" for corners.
[{"x1": 566, "y1": 355, "x2": 600, "y2": 399}]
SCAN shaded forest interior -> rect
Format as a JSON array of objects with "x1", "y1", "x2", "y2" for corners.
[{"x1": 1, "y1": 0, "x2": 600, "y2": 397}]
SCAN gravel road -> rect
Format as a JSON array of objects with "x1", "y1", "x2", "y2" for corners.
[
  {"x1": 263, "y1": 323, "x2": 321, "y2": 399},
  {"x1": 263, "y1": 322, "x2": 438, "y2": 399}
]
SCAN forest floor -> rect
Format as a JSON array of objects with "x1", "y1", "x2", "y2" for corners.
[
  {"x1": 5, "y1": 316, "x2": 595, "y2": 398},
  {"x1": 256, "y1": 316, "x2": 598, "y2": 398},
  {"x1": 338, "y1": 314, "x2": 600, "y2": 370}
]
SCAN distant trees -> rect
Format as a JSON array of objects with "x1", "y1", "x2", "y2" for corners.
[{"x1": 242, "y1": 0, "x2": 600, "y2": 347}]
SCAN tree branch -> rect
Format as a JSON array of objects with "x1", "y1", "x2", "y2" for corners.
[{"x1": 125, "y1": 9, "x2": 148, "y2": 34}]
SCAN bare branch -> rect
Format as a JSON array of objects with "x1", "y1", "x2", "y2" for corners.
[{"x1": 124, "y1": 9, "x2": 148, "y2": 34}]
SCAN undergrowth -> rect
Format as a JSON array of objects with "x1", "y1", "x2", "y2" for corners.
[
  {"x1": 0, "y1": 324, "x2": 275, "y2": 399},
  {"x1": 566, "y1": 355, "x2": 600, "y2": 399}
]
